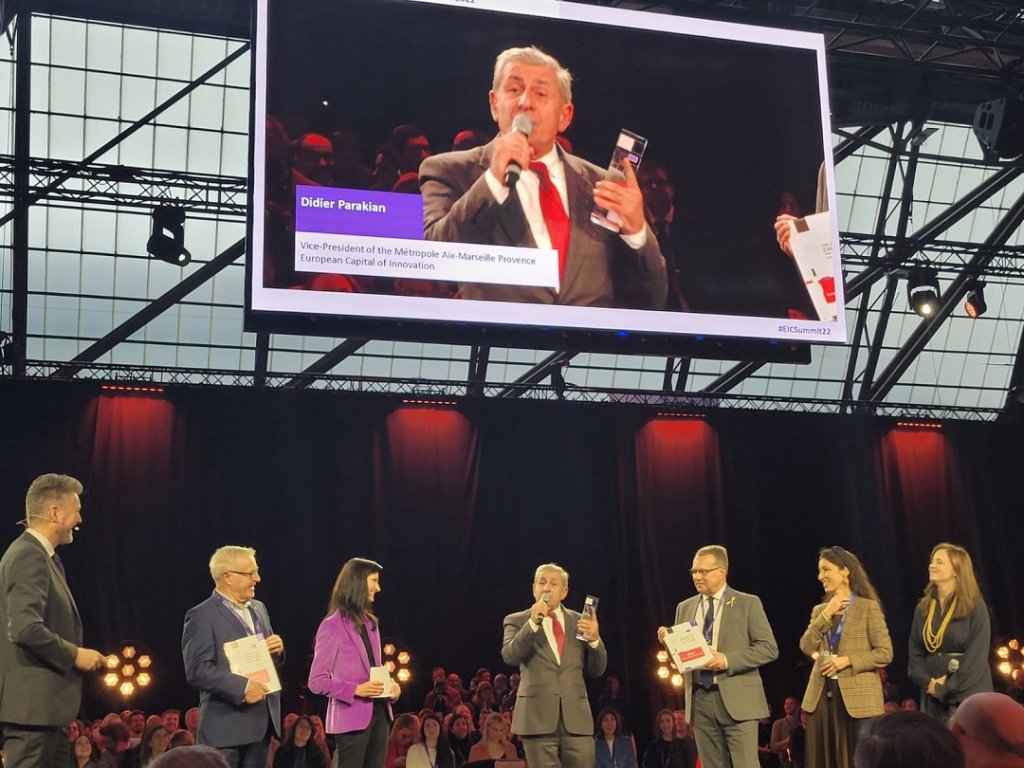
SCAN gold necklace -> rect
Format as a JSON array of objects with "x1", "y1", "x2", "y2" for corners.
[{"x1": 922, "y1": 596, "x2": 957, "y2": 653}]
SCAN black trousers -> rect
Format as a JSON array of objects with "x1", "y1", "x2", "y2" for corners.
[{"x1": 333, "y1": 706, "x2": 390, "y2": 768}]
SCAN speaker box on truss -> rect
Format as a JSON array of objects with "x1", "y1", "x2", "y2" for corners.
[{"x1": 973, "y1": 98, "x2": 1024, "y2": 158}]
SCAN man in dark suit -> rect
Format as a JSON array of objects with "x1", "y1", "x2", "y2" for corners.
[
  {"x1": 182, "y1": 546, "x2": 284, "y2": 768},
  {"x1": 420, "y1": 45, "x2": 666, "y2": 309},
  {"x1": 502, "y1": 562, "x2": 607, "y2": 768},
  {"x1": 659, "y1": 545, "x2": 778, "y2": 768},
  {"x1": 0, "y1": 473, "x2": 108, "y2": 767}
]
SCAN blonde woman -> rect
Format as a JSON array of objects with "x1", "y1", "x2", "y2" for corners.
[{"x1": 908, "y1": 543, "x2": 992, "y2": 722}]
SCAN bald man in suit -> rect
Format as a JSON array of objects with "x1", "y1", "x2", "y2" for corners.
[
  {"x1": 420, "y1": 45, "x2": 666, "y2": 309},
  {"x1": 502, "y1": 563, "x2": 607, "y2": 768},
  {"x1": 659, "y1": 545, "x2": 778, "y2": 768},
  {"x1": 0, "y1": 473, "x2": 108, "y2": 767}
]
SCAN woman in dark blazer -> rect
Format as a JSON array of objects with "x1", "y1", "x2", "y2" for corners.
[
  {"x1": 908, "y1": 543, "x2": 992, "y2": 722},
  {"x1": 307, "y1": 558, "x2": 400, "y2": 768},
  {"x1": 594, "y1": 708, "x2": 638, "y2": 768},
  {"x1": 799, "y1": 546, "x2": 893, "y2": 768}
]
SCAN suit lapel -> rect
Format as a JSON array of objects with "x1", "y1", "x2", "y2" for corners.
[{"x1": 560, "y1": 152, "x2": 594, "y2": 296}]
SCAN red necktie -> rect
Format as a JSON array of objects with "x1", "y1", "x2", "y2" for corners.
[
  {"x1": 550, "y1": 612, "x2": 566, "y2": 658},
  {"x1": 529, "y1": 162, "x2": 570, "y2": 281}
]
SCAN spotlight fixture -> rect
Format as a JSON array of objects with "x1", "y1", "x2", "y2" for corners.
[
  {"x1": 964, "y1": 281, "x2": 987, "y2": 318},
  {"x1": 907, "y1": 266, "x2": 940, "y2": 318},
  {"x1": 973, "y1": 98, "x2": 1024, "y2": 159},
  {"x1": 146, "y1": 206, "x2": 191, "y2": 266}
]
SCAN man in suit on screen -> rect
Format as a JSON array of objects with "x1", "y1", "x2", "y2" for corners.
[
  {"x1": 182, "y1": 546, "x2": 284, "y2": 768},
  {"x1": 420, "y1": 45, "x2": 666, "y2": 309},
  {"x1": 0, "y1": 473, "x2": 108, "y2": 767},
  {"x1": 502, "y1": 562, "x2": 607, "y2": 768},
  {"x1": 658, "y1": 545, "x2": 778, "y2": 768}
]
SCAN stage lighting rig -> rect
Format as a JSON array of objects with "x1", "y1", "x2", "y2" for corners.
[
  {"x1": 147, "y1": 206, "x2": 191, "y2": 266},
  {"x1": 907, "y1": 266, "x2": 940, "y2": 318},
  {"x1": 964, "y1": 281, "x2": 987, "y2": 318}
]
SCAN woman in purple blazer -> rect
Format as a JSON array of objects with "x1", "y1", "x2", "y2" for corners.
[{"x1": 308, "y1": 558, "x2": 401, "y2": 768}]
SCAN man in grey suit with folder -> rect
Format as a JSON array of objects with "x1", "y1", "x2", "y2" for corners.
[
  {"x1": 659, "y1": 545, "x2": 778, "y2": 768},
  {"x1": 502, "y1": 562, "x2": 607, "y2": 768},
  {"x1": 0, "y1": 473, "x2": 108, "y2": 767}
]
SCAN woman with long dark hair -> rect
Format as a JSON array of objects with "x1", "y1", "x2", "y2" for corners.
[
  {"x1": 908, "y1": 543, "x2": 992, "y2": 722},
  {"x1": 272, "y1": 716, "x2": 329, "y2": 768},
  {"x1": 641, "y1": 709, "x2": 696, "y2": 768},
  {"x1": 594, "y1": 708, "x2": 639, "y2": 768},
  {"x1": 405, "y1": 711, "x2": 456, "y2": 768},
  {"x1": 308, "y1": 558, "x2": 400, "y2": 768},
  {"x1": 799, "y1": 546, "x2": 893, "y2": 768}
]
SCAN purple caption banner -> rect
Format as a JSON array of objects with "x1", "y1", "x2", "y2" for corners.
[{"x1": 294, "y1": 184, "x2": 424, "y2": 240}]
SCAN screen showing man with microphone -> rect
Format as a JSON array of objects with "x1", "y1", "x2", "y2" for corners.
[
  {"x1": 420, "y1": 45, "x2": 667, "y2": 309},
  {"x1": 501, "y1": 562, "x2": 606, "y2": 768}
]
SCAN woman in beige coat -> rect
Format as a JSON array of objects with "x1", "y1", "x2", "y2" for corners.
[{"x1": 800, "y1": 546, "x2": 893, "y2": 768}]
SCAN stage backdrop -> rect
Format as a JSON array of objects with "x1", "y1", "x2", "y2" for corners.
[{"x1": 0, "y1": 378, "x2": 1021, "y2": 737}]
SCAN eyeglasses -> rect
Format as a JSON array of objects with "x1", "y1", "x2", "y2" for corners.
[
  {"x1": 226, "y1": 569, "x2": 259, "y2": 579},
  {"x1": 689, "y1": 567, "x2": 724, "y2": 577}
]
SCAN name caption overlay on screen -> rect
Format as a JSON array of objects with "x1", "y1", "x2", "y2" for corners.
[{"x1": 294, "y1": 186, "x2": 558, "y2": 289}]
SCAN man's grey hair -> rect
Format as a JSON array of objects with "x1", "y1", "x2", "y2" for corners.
[
  {"x1": 695, "y1": 545, "x2": 729, "y2": 570},
  {"x1": 534, "y1": 562, "x2": 570, "y2": 587},
  {"x1": 25, "y1": 473, "x2": 83, "y2": 526},
  {"x1": 209, "y1": 545, "x2": 256, "y2": 582},
  {"x1": 493, "y1": 46, "x2": 573, "y2": 105}
]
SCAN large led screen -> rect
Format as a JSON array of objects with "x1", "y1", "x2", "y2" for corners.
[{"x1": 248, "y1": 0, "x2": 846, "y2": 353}]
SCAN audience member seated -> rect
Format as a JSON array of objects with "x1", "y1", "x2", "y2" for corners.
[
  {"x1": 769, "y1": 697, "x2": 802, "y2": 768},
  {"x1": 446, "y1": 713, "x2": 479, "y2": 764},
  {"x1": 134, "y1": 723, "x2": 171, "y2": 767},
  {"x1": 468, "y1": 713, "x2": 518, "y2": 762},
  {"x1": 854, "y1": 710, "x2": 964, "y2": 768},
  {"x1": 292, "y1": 133, "x2": 336, "y2": 187},
  {"x1": 272, "y1": 715, "x2": 329, "y2": 768},
  {"x1": 451, "y1": 129, "x2": 490, "y2": 152},
  {"x1": 642, "y1": 708, "x2": 696, "y2": 768},
  {"x1": 492, "y1": 674, "x2": 509, "y2": 704},
  {"x1": 471, "y1": 682, "x2": 499, "y2": 719},
  {"x1": 948, "y1": 692, "x2": 1024, "y2": 768},
  {"x1": 99, "y1": 721, "x2": 132, "y2": 767},
  {"x1": 878, "y1": 668, "x2": 901, "y2": 703},
  {"x1": 900, "y1": 698, "x2": 917, "y2": 711},
  {"x1": 74, "y1": 734, "x2": 101, "y2": 768},
  {"x1": 883, "y1": 702, "x2": 899, "y2": 714},
  {"x1": 373, "y1": 125, "x2": 431, "y2": 191},
  {"x1": 184, "y1": 708, "x2": 199, "y2": 738},
  {"x1": 162, "y1": 710, "x2": 180, "y2": 735},
  {"x1": 169, "y1": 731, "x2": 194, "y2": 749},
  {"x1": 385, "y1": 713, "x2": 421, "y2": 768},
  {"x1": 501, "y1": 674, "x2": 519, "y2": 710},
  {"x1": 149, "y1": 745, "x2": 231, "y2": 768},
  {"x1": 406, "y1": 711, "x2": 456, "y2": 768},
  {"x1": 330, "y1": 128, "x2": 375, "y2": 189},
  {"x1": 128, "y1": 710, "x2": 147, "y2": 747},
  {"x1": 595, "y1": 708, "x2": 638, "y2": 768},
  {"x1": 596, "y1": 675, "x2": 627, "y2": 719},
  {"x1": 307, "y1": 715, "x2": 334, "y2": 760}
]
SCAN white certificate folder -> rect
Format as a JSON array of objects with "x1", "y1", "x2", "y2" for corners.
[
  {"x1": 224, "y1": 634, "x2": 282, "y2": 693},
  {"x1": 663, "y1": 620, "x2": 714, "y2": 673}
]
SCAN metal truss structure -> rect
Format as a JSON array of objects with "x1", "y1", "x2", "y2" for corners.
[{"x1": 2, "y1": 0, "x2": 1024, "y2": 422}]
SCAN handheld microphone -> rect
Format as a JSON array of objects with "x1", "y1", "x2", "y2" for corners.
[
  {"x1": 536, "y1": 592, "x2": 550, "y2": 624},
  {"x1": 947, "y1": 658, "x2": 959, "y2": 677},
  {"x1": 505, "y1": 114, "x2": 533, "y2": 190}
]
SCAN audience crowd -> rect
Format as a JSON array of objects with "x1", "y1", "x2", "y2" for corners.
[{"x1": 48, "y1": 662, "x2": 1024, "y2": 768}]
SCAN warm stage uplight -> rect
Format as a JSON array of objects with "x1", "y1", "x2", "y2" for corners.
[{"x1": 103, "y1": 643, "x2": 154, "y2": 699}]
